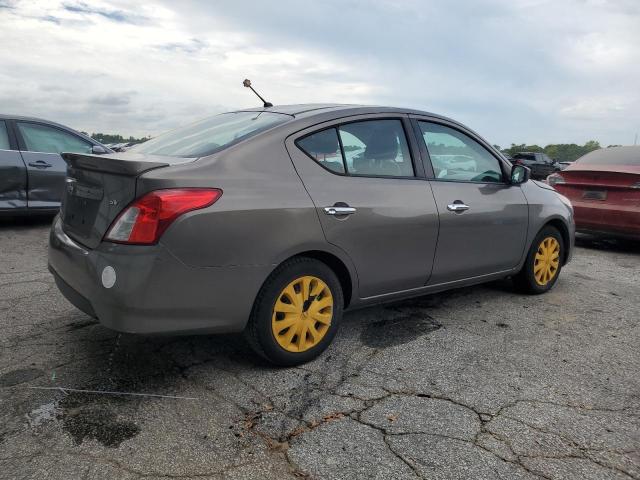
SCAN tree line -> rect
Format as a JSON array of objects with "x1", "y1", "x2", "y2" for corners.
[{"x1": 84, "y1": 133, "x2": 151, "y2": 145}]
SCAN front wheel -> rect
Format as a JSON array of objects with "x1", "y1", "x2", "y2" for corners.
[
  {"x1": 244, "y1": 257, "x2": 343, "y2": 366},
  {"x1": 514, "y1": 226, "x2": 564, "y2": 294}
]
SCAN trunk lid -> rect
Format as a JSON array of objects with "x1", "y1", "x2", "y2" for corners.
[
  {"x1": 556, "y1": 167, "x2": 640, "y2": 207},
  {"x1": 60, "y1": 152, "x2": 193, "y2": 248}
]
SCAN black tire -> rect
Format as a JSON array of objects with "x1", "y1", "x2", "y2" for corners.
[
  {"x1": 514, "y1": 225, "x2": 564, "y2": 294},
  {"x1": 244, "y1": 257, "x2": 343, "y2": 366}
]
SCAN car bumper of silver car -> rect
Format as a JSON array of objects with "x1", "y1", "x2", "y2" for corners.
[{"x1": 48, "y1": 216, "x2": 271, "y2": 334}]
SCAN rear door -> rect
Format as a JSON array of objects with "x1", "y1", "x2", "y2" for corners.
[
  {"x1": 15, "y1": 121, "x2": 94, "y2": 209},
  {"x1": 413, "y1": 118, "x2": 528, "y2": 285},
  {"x1": 286, "y1": 114, "x2": 439, "y2": 299},
  {"x1": 0, "y1": 119, "x2": 27, "y2": 210}
]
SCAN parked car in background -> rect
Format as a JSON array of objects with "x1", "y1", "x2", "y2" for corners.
[
  {"x1": 558, "y1": 161, "x2": 573, "y2": 170},
  {"x1": 548, "y1": 146, "x2": 640, "y2": 239},
  {"x1": 0, "y1": 115, "x2": 111, "y2": 215},
  {"x1": 512, "y1": 152, "x2": 561, "y2": 180},
  {"x1": 49, "y1": 104, "x2": 574, "y2": 365}
]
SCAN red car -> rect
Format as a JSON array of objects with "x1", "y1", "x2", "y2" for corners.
[{"x1": 547, "y1": 146, "x2": 640, "y2": 239}]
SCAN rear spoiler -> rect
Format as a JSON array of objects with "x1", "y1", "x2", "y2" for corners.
[{"x1": 62, "y1": 152, "x2": 170, "y2": 176}]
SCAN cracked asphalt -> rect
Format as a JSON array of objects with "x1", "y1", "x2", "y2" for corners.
[{"x1": 1, "y1": 215, "x2": 639, "y2": 480}]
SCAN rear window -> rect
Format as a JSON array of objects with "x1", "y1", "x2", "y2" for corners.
[{"x1": 132, "y1": 111, "x2": 289, "y2": 158}]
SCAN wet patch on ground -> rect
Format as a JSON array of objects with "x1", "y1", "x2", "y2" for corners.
[
  {"x1": 58, "y1": 393, "x2": 140, "y2": 448},
  {"x1": 360, "y1": 313, "x2": 442, "y2": 348}
]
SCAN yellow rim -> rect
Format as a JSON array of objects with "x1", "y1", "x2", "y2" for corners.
[
  {"x1": 271, "y1": 276, "x2": 333, "y2": 353},
  {"x1": 534, "y1": 237, "x2": 560, "y2": 286}
]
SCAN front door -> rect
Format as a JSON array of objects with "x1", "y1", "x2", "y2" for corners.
[
  {"x1": 16, "y1": 121, "x2": 94, "y2": 208},
  {"x1": 414, "y1": 119, "x2": 529, "y2": 285},
  {"x1": 287, "y1": 116, "x2": 439, "y2": 298}
]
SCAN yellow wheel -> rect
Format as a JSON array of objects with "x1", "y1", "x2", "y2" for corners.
[
  {"x1": 533, "y1": 237, "x2": 560, "y2": 286},
  {"x1": 271, "y1": 276, "x2": 333, "y2": 353},
  {"x1": 515, "y1": 225, "x2": 564, "y2": 294},
  {"x1": 245, "y1": 257, "x2": 343, "y2": 366}
]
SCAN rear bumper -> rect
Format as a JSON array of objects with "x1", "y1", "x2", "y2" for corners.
[
  {"x1": 48, "y1": 216, "x2": 272, "y2": 334},
  {"x1": 573, "y1": 201, "x2": 640, "y2": 238}
]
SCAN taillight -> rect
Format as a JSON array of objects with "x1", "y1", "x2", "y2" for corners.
[
  {"x1": 105, "y1": 188, "x2": 222, "y2": 245},
  {"x1": 547, "y1": 173, "x2": 566, "y2": 187}
]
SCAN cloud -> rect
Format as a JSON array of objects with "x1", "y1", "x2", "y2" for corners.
[
  {"x1": 0, "y1": 0, "x2": 638, "y2": 146},
  {"x1": 155, "y1": 38, "x2": 208, "y2": 54},
  {"x1": 89, "y1": 91, "x2": 136, "y2": 106},
  {"x1": 61, "y1": 1, "x2": 147, "y2": 24}
]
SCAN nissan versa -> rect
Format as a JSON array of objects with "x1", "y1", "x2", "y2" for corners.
[{"x1": 48, "y1": 104, "x2": 575, "y2": 365}]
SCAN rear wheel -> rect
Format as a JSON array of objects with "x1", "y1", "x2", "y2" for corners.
[
  {"x1": 245, "y1": 257, "x2": 343, "y2": 366},
  {"x1": 514, "y1": 226, "x2": 564, "y2": 294}
]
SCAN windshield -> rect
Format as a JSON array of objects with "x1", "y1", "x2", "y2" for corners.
[{"x1": 131, "y1": 111, "x2": 289, "y2": 158}]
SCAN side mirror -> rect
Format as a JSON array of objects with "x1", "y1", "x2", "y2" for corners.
[
  {"x1": 91, "y1": 145, "x2": 108, "y2": 155},
  {"x1": 510, "y1": 164, "x2": 530, "y2": 185}
]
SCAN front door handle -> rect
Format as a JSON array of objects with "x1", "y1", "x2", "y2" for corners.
[
  {"x1": 324, "y1": 206, "x2": 357, "y2": 216},
  {"x1": 28, "y1": 160, "x2": 52, "y2": 168},
  {"x1": 447, "y1": 202, "x2": 470, "y2": 213}
]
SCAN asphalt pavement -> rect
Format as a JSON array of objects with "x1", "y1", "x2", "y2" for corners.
[{"x1": 1, "y1": 215, "x2": 639, "y2": 479}]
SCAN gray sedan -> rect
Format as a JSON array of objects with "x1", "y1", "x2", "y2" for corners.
[
  {"x1": 48, "y1": 105, "x2": 575, "y2": 365},
  {"x1": 0, "y1": 115, "x2": 110, "y2": 215}
]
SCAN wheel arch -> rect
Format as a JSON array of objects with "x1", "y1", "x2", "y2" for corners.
[{"x1": 265, "y1": 248, "x2": 356, "y2": 309}]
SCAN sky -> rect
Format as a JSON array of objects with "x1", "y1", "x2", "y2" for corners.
[{"x1": 1, "y1": 0, "x2": 639, "y2": 147}]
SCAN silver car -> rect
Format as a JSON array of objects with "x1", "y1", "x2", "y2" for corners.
[
  {"x1": 0, "y1": 115, "x2": 111, "y2": 214},
  {"x1": 48, "y1": 105, "x2": 574, "y2": 365}
]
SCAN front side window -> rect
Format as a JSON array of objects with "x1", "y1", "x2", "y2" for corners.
[
  {"x1": 17, "y1": 122, "x2": 92, "y2": 154},
  {"x1": 0, "y1": 121, "x2": 10, "y2": 150},
  {"x1": 418, "y1": 122, "x2": 503, "y2": 183},
  {"x1": 133, "y1": 111, "x2": 289, "y2": 158}
]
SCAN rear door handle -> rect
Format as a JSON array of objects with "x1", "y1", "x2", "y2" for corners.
[
  {"x1": 28, "y1": 160, "x2": 52, "y2": 168},
  {"x1": 324, "y1": 206, "x2": 357, "y2": 216},
  {"x1": 447, "y1": 202, "x2": 470, "y2": 213}
]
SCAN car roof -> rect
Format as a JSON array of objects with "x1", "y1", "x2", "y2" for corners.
[
  {"x1": 0, "y1": 113, "x2": 86, "y2": 133},
  {"x1": 0, "y1": 113, "x2": 105, "y2": 147},
  {"x1": 230, "y1": 103, "x2": 455, "y2": 121}
]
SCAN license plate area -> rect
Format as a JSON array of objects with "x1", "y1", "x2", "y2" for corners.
[
  {"x1": 61, "y1": 179, "x2": 103, "y2": 236},
  {"x1": 582, "y1": 190, "x2": 607, "y2": 201}
]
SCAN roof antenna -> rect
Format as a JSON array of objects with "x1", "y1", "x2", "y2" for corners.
[{"x1": 243, "y1": 79, "x2": 273, "y2": 108}]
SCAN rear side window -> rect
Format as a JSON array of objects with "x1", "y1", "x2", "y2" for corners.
[
  {"x1": 17, "y1": 122, "x2": 93, "y2": 154},
  {"x1": 297, "y1": 119, "x2": 414, "y2": 178},
  {"x1": 0, "y1": 121, "x2": 9, "y2": 150},
  {"x1": 297, "y1": 128, "x2": 345, "y2": 174},
  {"x1": 132, "y1": 111, "x2": 289, "y2": 158},
  {"x1": 418, "y1": 121, "x2": 504, "y2": 183}
]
